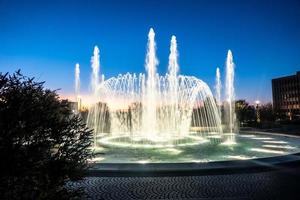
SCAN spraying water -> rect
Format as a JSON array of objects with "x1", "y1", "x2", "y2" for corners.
[
  {"x1": 167, "y1": 35, "x2": 179, "y2": 136},
  {"x1": 86, "y1": 28, "x2": 224, "y2": 148},
  {"x1": 143, "y1": 28, "x2": 159, "y2": 138},
  {"x1": 75, "y1": 63, "x2": 80, "y2": 98},
  {"x1": 101, "y1": 74, "x2": 105, "y2": 84},
  {"x1": 75, "y1": 63, "x2": 80, "y2": 111},
  {"x1": 215, "y1": 67, "x2": 221, "y2": 118},
  {"x1": 225, "y1": 50, "x2": 236, "y2": 135},
  {"x1": 89, "y1": 46, "x2": 101, "y2": 147},
  {"x1": 91, "y1": 46, "x2": 100, "y2": 96},
  {"x1": 168, "y1": 36, "x2": 179, "y2": 79}
]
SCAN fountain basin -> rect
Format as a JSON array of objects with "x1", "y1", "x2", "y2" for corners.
[{"x1": 88, "y1": 132, "x2": 300, "y2": 175}]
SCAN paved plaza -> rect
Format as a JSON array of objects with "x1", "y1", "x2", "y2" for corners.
[{"x1": 69, "y1": 168, "x2": 300, "y2": 200}]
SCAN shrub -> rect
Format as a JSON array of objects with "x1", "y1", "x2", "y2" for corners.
[{"x1": 0, "y1": 71, "x2": 93, "y2": 199}]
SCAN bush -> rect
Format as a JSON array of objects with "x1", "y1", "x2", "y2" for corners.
[{"x1": 0, "y1": 71, "x2": 93, "y2": 199}]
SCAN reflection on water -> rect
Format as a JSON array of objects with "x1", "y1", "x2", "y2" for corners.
[{"x1": 90, "y1": 132, "x2": 300, "y2": 163}]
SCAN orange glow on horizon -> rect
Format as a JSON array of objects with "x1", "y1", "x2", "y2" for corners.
[{"x1": 59, "y1": 93, "x2": 96, "y2": 108}]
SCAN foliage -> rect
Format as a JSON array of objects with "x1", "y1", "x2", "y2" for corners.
[
  {"x1": 0, "y1": 71, "x2": 93, "y2": 199},
  {"x1": 235, "y1": 100, "x2": 256, "y2": 126},
  {"x1": 259, "y1": 103, "x2": 275, "y2": 122}
]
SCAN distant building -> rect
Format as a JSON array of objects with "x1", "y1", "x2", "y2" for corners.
[
  {"x1": 272, "y1": 71, "x2": 300, "y2": 119},
  {"x1": 61, "y1": 99, "x2": 81, "y2": 113}
]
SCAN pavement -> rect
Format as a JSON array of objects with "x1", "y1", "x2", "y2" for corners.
[{"x1": 68, "y1": 166, "x2": 300, "y2": 200}]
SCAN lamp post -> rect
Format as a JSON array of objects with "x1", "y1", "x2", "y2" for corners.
[{"x1": 255, "y1": 100, "x2": 260, "y2": 123}]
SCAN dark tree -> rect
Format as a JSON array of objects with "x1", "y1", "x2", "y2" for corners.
[
  {"x1": 0, "y1": 71, "x2": 93, "y2": 199},
  {"x1": 235, "y1": 100, "x2": 256, "y2": 126},
  {"x1": 259, "y1": 103, "x2": 275, "y2": 122}
]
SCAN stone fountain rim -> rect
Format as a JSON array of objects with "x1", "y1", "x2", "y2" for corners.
[{"x1": 88, "y1": 131, "x2": 300, "y2": 177}]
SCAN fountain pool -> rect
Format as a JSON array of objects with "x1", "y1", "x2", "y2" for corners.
[{"x1": 90, "y1": 132, "x2": 300, "y2": 163}]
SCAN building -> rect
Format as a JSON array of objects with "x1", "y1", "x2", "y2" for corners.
[
  {"x1": 61, "y1": 99, "x2": 81, "y2": 113},
  {"x1": 272, "y1": 71, "x2": 300, "y2": 119}
]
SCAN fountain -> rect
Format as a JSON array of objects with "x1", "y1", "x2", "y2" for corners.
[
  {"x1": 86, "y1": 28, "x2": 223, "y2": 148},
  {"x1": 75, "y1": 63, "x2": 80, "y2": 98},
  {"x1": 225, "y1": 50, "x2": 236, "y2": 133},
  {"x1": 91, "y1": 46, "x2": 100, "y2": 96},
  {"x1": 72, "y1": 29, "x2": 300, "y2": 164},
  {"x1": 74, "y1": 63, "x2": 80, "y2": 110},
  {"x1": 215, "y1": 67, "x2": 221, "y2": 118},
  {"x1": 143, "y1": 28, "x2": 159, "y2": 140},
  {"x1": 223, "y1": 50, "x2": 236, "y2": 144}
]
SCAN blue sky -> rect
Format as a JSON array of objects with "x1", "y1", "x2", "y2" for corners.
[{"x1": 0, "y1": 0, "x2": 300, "y2": 103}]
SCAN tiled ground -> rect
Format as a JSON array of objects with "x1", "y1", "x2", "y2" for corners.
[{"x1": 68, "y1": 168, "x2": 300, "y2": 200}]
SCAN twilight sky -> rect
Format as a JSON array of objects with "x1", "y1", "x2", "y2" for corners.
[{"x1": 0, "y1": 0, "x2": 300, "y2": 103}]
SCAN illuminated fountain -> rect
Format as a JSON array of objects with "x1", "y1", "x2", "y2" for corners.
[
  {"x1": 74, "y1": 29, "x2": 300, "y2": 164},
  {"x1": 225, "y1": 50, "x2": 236, "y2": 133},
  {"x1": 215, "y1": 67, "x2": 221, "y2": 119},
  {"x1": 223, "y1": 50, "x2": 236, "y2": 144},
  {"x1": 75, "y1": 63, "x2": 80, "y2": 99},
  {"x1": 86, "y1": 28, "x2": 224, "y2": 148},
  {"x1": 74, "y1": 63, "x2": 81, "y2": 111}
]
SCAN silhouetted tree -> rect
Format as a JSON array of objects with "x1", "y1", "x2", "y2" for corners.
[
  {"x1": 0, "y1": 71, "x2": 93, "y2": 199},
  {"x1": 235, "y1": 100, "x2": 256, "y2": 126},
  {"x1": 259, "y1": 103, "x2": 275, "y2": 122}
]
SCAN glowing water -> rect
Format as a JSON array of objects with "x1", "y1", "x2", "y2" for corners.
[
  {"x1": 167, "y1": 36, "x2": 179, "y2": 138},
  {"x1": 215, "y1": 67, "x2": 221, "y2": 117},
  {"x1": 224, "y1": 50, "x2": 236, "y2": 144},
  {"x1": 225, "y1": 50, "x2": 236, "y2": 133},
  {"x1": 89, "y1": 46, "x2": 101, "y2": 147},
  {"x1": 86, "y1": 28, "x2": 224, "y2": 147},
  {"x1": 75, "y1": 63, "x2": 80, "y2": 96},
  {"x1": 91, "y1": 46, "x2": 100, "y2": 96},
  {"x1": 143, "y1": 28, "x2": 158, "y2": 139},
  {"x1": 75, "y1": 63, "x2": 80, "y2": 98}
]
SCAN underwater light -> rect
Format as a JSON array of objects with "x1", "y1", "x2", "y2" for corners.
[
  {"x1": 262, "y1": 144, "x2": 296, "y2": 150},
  {"x1": 250, "y1": 148, "x2": 284, "y2": 154},
  {"x1": 226, "y1": 155, "x2": 253, "y2": 160},
  {"x1": 263, "y1": 141, "x2": 288, "y2": 144}
]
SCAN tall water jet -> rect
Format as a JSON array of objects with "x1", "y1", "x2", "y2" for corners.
[
  {"x1": 215, "y1": 67, "x2": 221, "y2": 119},
  {"x1": 89, "y1": 46, "x2": 101, "y2": 147},
  {"x1": 91, "y1": 46, "x2": 100, "y2": 96},
  {"x1": 167, "y1": 35, "x2": 179, "y2": 136},
  {"x1": 225, "y1": 50, "x2": 236, "y2": 135},
  {"x1": 168, "y1": 36, "x2": 179, "y2": 79},
  {"x1": 75, "y1": 63, "x2": 80, "y2": 111},
  {"x1": 86, "y1": 29, "x2": 223, "y2": 148},
  {"x1": 143, "y1": 28, "x2": 159, "y2": 139}
]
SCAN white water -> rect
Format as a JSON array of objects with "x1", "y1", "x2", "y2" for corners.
[
  {"x1": 143, "y1": 28, "x2": 159, "y2": 138},
  {"x1": 91, "y1": 46, "x2": 100, "y2": 97},
  {"x1": 75, "y1": 63, "x2": 80, "y2": 99},
  {"x1": 167, "y1": 35, "x2": 179, "y2": 137},
  {"x1": 89, "y1": 46, "x2": 101, "y2": 147},
  {"x1": 225, "y1": 50, "x2": 236, "y2": 135},
  {"x1": 86, "y1": 28, "x2": 225, "y2": 147},
  {"x1": 215, "y1": 67, "x2": 221, "y2": 118}
]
